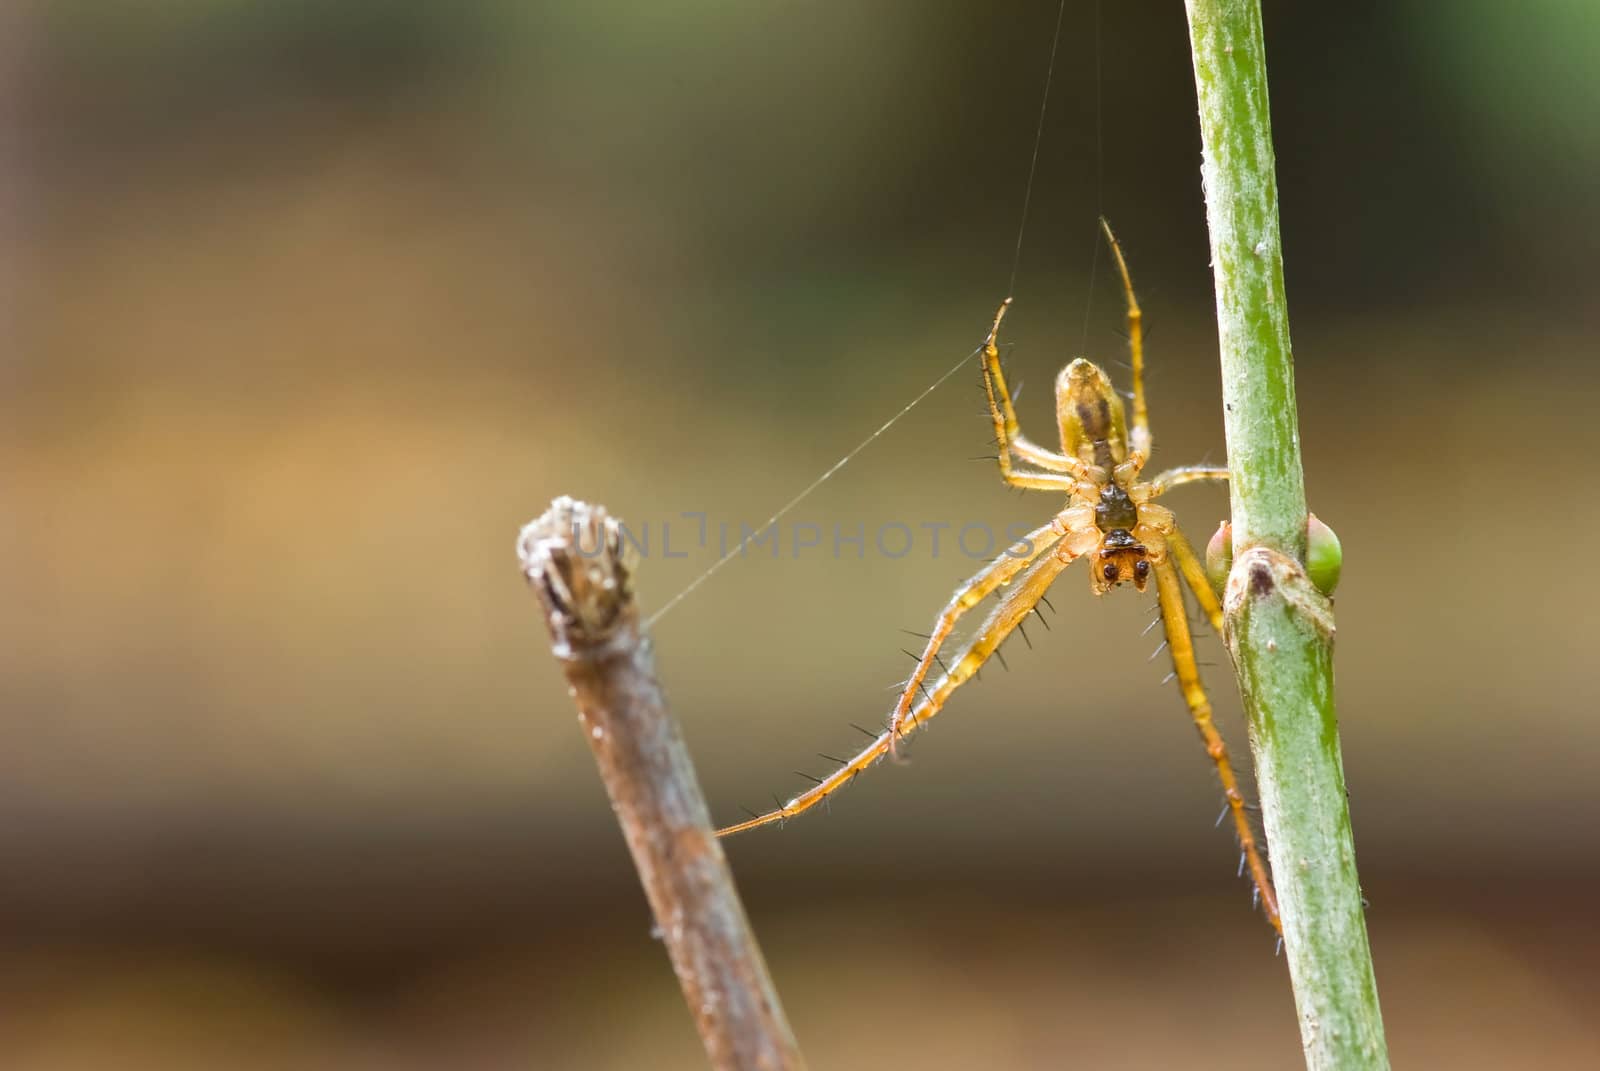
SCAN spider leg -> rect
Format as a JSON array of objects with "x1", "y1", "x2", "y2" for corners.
[
  {"x1": 889, "y1": 514, "x2": 1082, "y2": 747},
  {"x1": 982, "y1": 301, "x2": 1092, "y2": 489},
  {"x1": 1151, "y1": 465, "x2": 1230, "y2": 496},
  {"x1": 1099, "y1": 219, "x2": 1151, "y2": 462},
  {"x1": 717, "y1": 543, "x2": 1080, "y2": 838},
  {"x1": 1166, "y1": 522, "x2": 1224, "y2": 635},
  {"x1": 1151, "y1": 557, "x2": 1281, "y2": 933}
]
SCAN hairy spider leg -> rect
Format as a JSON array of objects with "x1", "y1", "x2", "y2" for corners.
[
  {"x1": 717, "y1": 542, "x2": 1082, "y2": 838},
  {"x1": 889, "y1": 513, "x2": 1093, "y2": 747},
  {"x1": 982, "y1": 301, "x2": 1092, "y2": 489},
  {"x1": 1149, "y1": 467, "x2": 1229, "y2": 634},
  {"x1": 1099, "y1": 218, "x2": 1150, "y2": 462},
  {"x1": 1151, "y1": 465, "x2": 1230, "y2": 496},
  {"x1": 1152, "y1": 556, "x2": 1281, "y2": 931},
  {"x1": 1165, "y1": 522, "x2": 1224, "y2": 634}
]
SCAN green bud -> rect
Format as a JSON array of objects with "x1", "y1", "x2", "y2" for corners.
[
  {"x1": 1306, "y1": 513, "x2": 1342, "y2": 596},
  {"x1": 1204, "y1": 521, "x2": 1232, "y2": 597},
  {"x1": 1202, "y1": 515, "x2": 1341, "y2": 597}
]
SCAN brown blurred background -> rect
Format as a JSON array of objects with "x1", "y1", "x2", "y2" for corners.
[{"x1": 5, "y1": 2, "x2": 1599, "y2": 1068}]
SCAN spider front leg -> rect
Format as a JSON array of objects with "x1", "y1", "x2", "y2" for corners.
[
  {"x1": 1165, "y1": 522, "x2": 1224, "y2": 635},
  {"x1": 1151, "y1": 555, "x2": 1281, "y2": 933},
  {"x1": 890, "y1": 509, "x2": 1097, "y2": 748},
  {"x1": 717, "y1": 534, "x2": 1085, "y2": 838},
  {"x1": 1143, "y1": 469, "x2": 1229, "y2": 633},
  {"x1": 982, "y1": 301, "x2": 1093, "y2": 492},
  {"x1": 900, "y1": 538, "x2": 1086, "y2": 733}
]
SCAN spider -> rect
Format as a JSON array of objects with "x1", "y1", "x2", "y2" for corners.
[{"x1": 717, "y1": 220, "x2": 1279, "y2": 934}]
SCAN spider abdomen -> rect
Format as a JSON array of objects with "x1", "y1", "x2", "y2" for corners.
[{"x1": 1057, "y1": 357, "x2": 1129, "y2": 470}]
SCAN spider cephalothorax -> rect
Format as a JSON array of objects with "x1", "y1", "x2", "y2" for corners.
[
  {"x1": 718, "y1": 221, "x2": 1280, "y2": 936},
  {"x1": 1095, "y1": 527, "x2": 1154, "y2": 593}
]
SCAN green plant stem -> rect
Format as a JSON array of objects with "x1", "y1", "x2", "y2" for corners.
[{"x1": 1183, "y1": 3, "x2": 1389, "y2": 1068}]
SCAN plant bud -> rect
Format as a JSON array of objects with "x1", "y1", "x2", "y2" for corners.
[
  {"x1": 1306, "y1": 513, "x2": 1342, "y2": 596},
  {"x1": 1204, "y1": 521, "x2": 1232, "y2": 597},
  {"x1": 1203, "y1": 515, "x2": 1341, "y2": 597}
]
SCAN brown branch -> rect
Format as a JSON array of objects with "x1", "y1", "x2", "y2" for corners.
[{"x1": 518, "y1": 497, "x2": 806, "y2": 1071}]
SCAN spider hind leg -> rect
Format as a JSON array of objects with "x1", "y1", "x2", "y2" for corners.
[{"x1": 981, "y1": 302, "x2": 1091, "y2": 491}]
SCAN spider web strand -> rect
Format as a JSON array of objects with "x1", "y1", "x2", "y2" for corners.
[{"x1": 644, "y1": 344, "x2": 981, "y2": 629}]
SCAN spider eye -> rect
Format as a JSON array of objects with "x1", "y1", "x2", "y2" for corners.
[
  {"x1": 1135, "y1": 560, "x2": 1151, "y2": 579},
  {"x1": 1102, "y1": 563, "x2": 1119, "y2": 581}
]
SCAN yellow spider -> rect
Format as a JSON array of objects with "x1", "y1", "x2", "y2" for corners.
[{"x1": 718, "y1": 221, "x2": 1279, "y2": 934}]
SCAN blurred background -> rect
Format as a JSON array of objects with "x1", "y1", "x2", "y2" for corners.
[{"x1": 5, "y1": 1, "x2": 1598, "y2": 1067}]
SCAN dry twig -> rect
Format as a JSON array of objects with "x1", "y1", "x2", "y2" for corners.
[{"x1": 518, "y1": 497, "x2": 806, "y2": 1071}]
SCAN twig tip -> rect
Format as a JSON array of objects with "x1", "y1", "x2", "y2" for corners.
[{"x1": 518, "y1": 496, "x2": 641, "y2": 648}]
